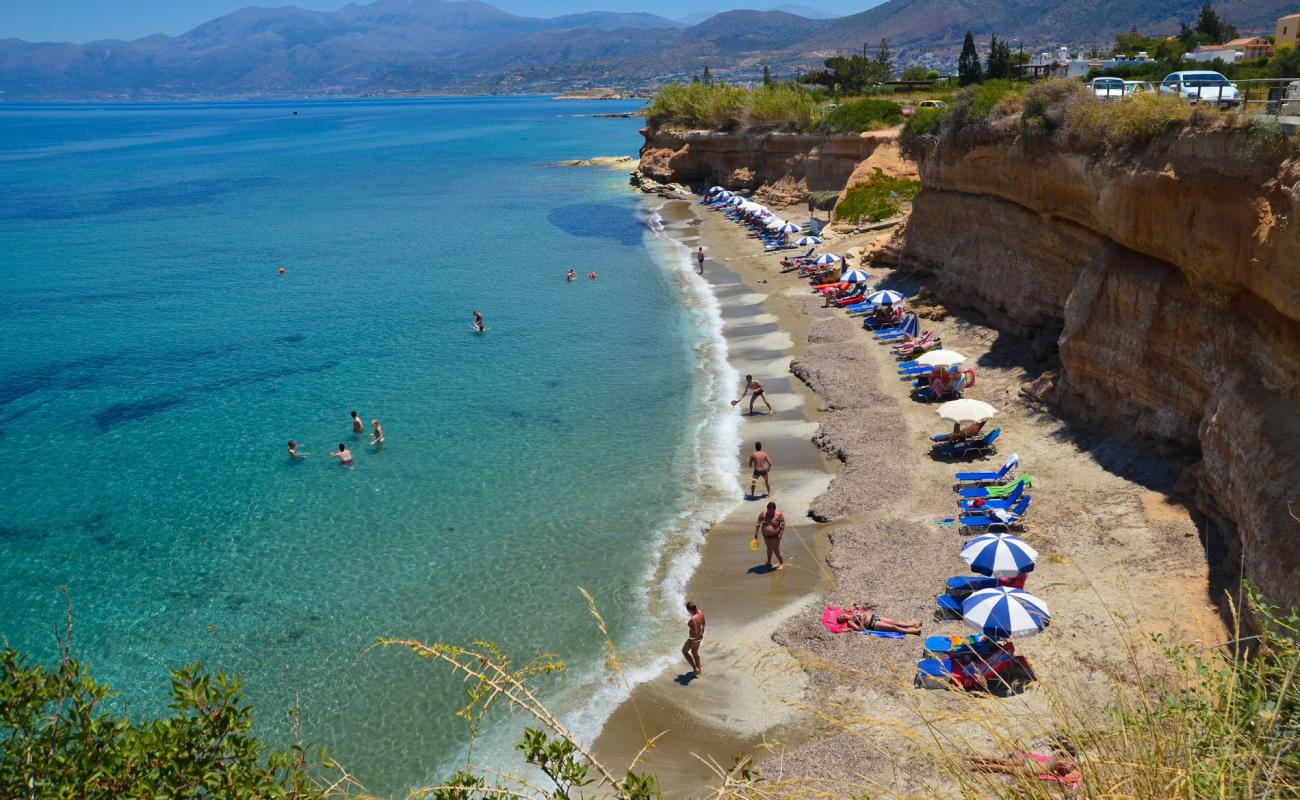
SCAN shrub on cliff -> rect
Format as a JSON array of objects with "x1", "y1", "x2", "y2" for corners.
[
  {"x1": 938, "y1": 79, "x2": 1024, "y2": 146},
  {"x1": 1065, "y1": 92, "x2": 1192, "y2": 152},
  {"x1": 745, "y1": 83, "x2": 820, "y2": 130},
  {"x1": 645, "y1": 82, "x2": 820, "y2": 131},
  {"x1": 833, "y1": 169, "x2": 920, "y2": 224},
  {"x1": 1018, "y1": 78, "x2": 1090, "y2": 152},
  {"x1": 819, "y1": 98, "x2": 904, "y2": 133},
  {"x1": 900, "y1": 106, "x2": 946, "y2": 156}
]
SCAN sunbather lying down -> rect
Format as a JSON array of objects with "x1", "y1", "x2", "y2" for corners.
[
  {"x1": 933, "y1": 420, "x2": 985, "y2": 444},
  {"x1": 968, "y1": 742, "x2": 1081, "y2": 789},
  {"x1": 838, "y1": 603, "x2": 922, "y2": 635}
]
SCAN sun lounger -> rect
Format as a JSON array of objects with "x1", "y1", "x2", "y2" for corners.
[
  {"x1": 959, "y1": 495, "x2": 1032, "y2": 533},
  {"x1": 923, "y1": 634, "x2": 998, "y2": 656},
  {"x1": 938, "y1": 428, "x2": 1000, "y2": 459},
  {"x1": 958, "y1": 487, "x2": 1030, "y2": 512},
  {"x1": 935, "y1": 594, "x2": 963, "y2": 617},
  {"x1": 958, "y1": 473, "x2": 1031, "y2": 498},
  {"x1": 873, "y1": 315, "x2": 919, "y2": 339},
  {"x1": 954, "y1": 454, "x2": 1019, "y2": 486},
  {"x1": 945, "y1": 575, "x2": 1001, "y2": 595}
]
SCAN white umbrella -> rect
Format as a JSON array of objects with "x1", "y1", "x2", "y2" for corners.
[
  {"x1": 962, "y1": 587, "x2": 1051, "y2": 638},
  {"x1": 839, "y1": 269, "x2": 871, "y2": 283},
  {"x1": 937, "y1": 399, "x2": 996, "y2": 424},
  {"x1": 795, "y1": 236, "x2": 821, "y2": 246},
  {"x1": 765, "y1": 218, "x2": 787, "y2": 230},
  {"x1": 960, "y1": 533, "x2": 1037, "y2": 578},
  {"x1": 916, "y1": 350, "x2": 966, "y2": 368},
  {"x1": 811, "y1": 254, "x2": 842, "y2": 267}
]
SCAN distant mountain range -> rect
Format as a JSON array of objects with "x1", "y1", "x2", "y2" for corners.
[{"x1": 0, "y1": 0, "x2": 1293, "y2": 100}]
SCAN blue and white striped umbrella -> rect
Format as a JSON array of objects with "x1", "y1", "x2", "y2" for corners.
[
  {"x1": 839, "y1": 269, "x2": 871, "y2": 283},
  {"x1": 713, "y1": 190, "x2": 733, "y2": 200},
  {"x1": 727, "y1": 196, "x2": 746, "y2": 206},
  {"x1": 962, "y1": 587, "x2": 1051, "y2": 639},
  {"x1": 865, "y1": 289, "x2": 905, "y2": 306},
  {"x1": 708, "y1": 185, "x2": 726, "y2": 194},
  {"x1": 812, "y1": 254, "x2": 842, "y2": 267},
  {"x1": 960, "y1": 533, "x2": 1037, "y2": 578},
  {"x1": 795, "y1": 236, "x2": 822, "y2": 246},
  {"x1": 776, "y1": 222, "x2": 802, "y2": 234},
  {"x1": 765, "y1": 218, "x2": 787, "y2": 230}
]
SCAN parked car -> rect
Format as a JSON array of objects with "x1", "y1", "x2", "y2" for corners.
[
  {"x1": 917, "y1": 99, "x2": 948, "y2": 109},
  {"x1": 1159, "y1": 71, "x2": 1241, "y2": 108},
  {"x1": 1124, "y1": 81, "x2": 1155, "y2": 96},
  {"x1": 1089, "y1": 77, "x2": 1126, "y2": 101}
]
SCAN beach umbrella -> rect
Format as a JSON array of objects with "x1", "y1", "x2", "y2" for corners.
[
  {"x1": 865, "y1": 289, "x2": 905, "y2": 306},
  {"x1": 960, "y1": 533, "x2": 1037, "y2": 578},
  {"x1": 916, "y1": 349, "x2": 966, "y2": 368},
  {"x1": 709, "y1": 185, "x2": 726, "y2": 194},
  {"x1": 962, "y1": 587, "x2": 1051, "y2": 638},
  {"x1": 727, "y1": 196, "x2": 745, "y2": 206},
  {"x1": 812, "y1": 254, "x2": 842, "y2": 267},
  {"x1": 765, "y1": 218, "x2": 787, "y2": 230},
  {"x1": 937, "y1": 399, "x2": 997, "y2": 424},
  {"x1": 776, "y1": 222, "x2": 802, "y2": 234},
  {"x1": 795, "y1": 236, "x2": 822, "y2": 246},
  {"x1": 839, "y1": 269, "x2": 871, "y2": 283},
  {"x1": 714, "y1": 190, "x2": 733, "y2": 200}
]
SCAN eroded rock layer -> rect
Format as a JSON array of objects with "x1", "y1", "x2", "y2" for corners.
[{"x1": 901, "y1": 132, "x2": 1300, "y2": 611}]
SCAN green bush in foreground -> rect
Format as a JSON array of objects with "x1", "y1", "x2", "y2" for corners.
[
  {"x1": 645, "y1": 81, "x2": 819, "y2": 131},
  {"x1": 0, "y1": 647, "x2": 345, "y2": 799},
  {"x1": 833, "y1": 170, "x2": 921, "y2": 224},
  {"x1": 819, "y1": 98, "x2": 904, "y2": 133},
  {"x1": 899, "y1": 106, "x2": 945, "y2": 153}
]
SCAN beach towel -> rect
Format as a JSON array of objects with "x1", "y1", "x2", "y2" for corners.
[{"x1": 822, "y1": 607, "x2": 908, "y2": 638}]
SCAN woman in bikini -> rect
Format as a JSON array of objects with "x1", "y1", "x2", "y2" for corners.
[
  {"x1": 969, "y1": 740, "x2": 1081, "y2": 789},
  {"x1": 753, "y1": 501, "x2": 785, "y2": 570},
  {"x1": 837, "y1": 603, "x2": 922, "y2": 635},
  {"x1": 682, "y1": 601, "x2": 705, "y2": 677}
]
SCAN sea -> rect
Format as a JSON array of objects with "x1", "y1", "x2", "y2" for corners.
[{"x1": 0, "y1": 97, "x2": 741, "y2": 795}]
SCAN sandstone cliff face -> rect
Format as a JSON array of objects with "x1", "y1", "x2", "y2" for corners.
[
  {"x1": 638, "y1": 126, "x2": 897, "y2": 205},
  {"x1": 901, "y1": 131, "x2": 1300, "y2": 611}
]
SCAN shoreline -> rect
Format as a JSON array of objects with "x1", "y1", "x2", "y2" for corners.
[{"x1": 590, "y1": 184, "x2": 1229, "y2": 796}]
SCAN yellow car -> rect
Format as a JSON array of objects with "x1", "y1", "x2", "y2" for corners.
[{"x1": 917, "y1": 100, "x2": 948, "y2": 109}]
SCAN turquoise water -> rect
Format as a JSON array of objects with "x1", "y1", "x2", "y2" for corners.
[{"x1": 0, "y1": 98, "x2": 738, "y2": 794}]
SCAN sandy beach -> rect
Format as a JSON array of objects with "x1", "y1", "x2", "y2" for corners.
[{"x1": 591, "y1": 190, "x2": 1231, "y2": 797}]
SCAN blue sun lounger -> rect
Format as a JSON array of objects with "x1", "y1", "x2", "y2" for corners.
[
  {"x1": 936, "y1": 594, "x2": 963, "y2": 616},
  {"x1": 954, "y1": 454, "x2": 1019, "y2": 486},
  {"x1": 945, "y1": 575, "x2": 1001, "y2": 595},
  {"x1": 938, "y1": 428, "x2": 1000, "y2": 460},
  {"x1": 958, "y1": 480, "x2": 1028, "y2": 512},
  {"x1": 874, "y1": 315, "x2": 919, "y2": 339},
  {"x1": 959, "y1": 495, "x2": 1032, "y2": 533},
  {"x1": 958, "y1": 473, "x2": 1030, "y2": 498}
]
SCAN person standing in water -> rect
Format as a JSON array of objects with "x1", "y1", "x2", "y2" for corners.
[
  {"x1": 682, "y1": 601, "x2": 705, "y2": 678},
  {"x1": 351, "y1": 411, "x2": 364, "y2": 434},
  {"x1": 566, "y1": 269, "x2": 577, "y2": 281},
  {"x1": 696, "y1": 247, "x2": 705, "y2": 274},
  {"x1": 331, "y1": 443, "x2": 353, "y2": 466},
  {"x1": 370, "y1": 419, "x2": 384, "y2": 446},
  {"x1": 473, "y1": 310, "x2": 485, "y2": 332},
  {"x1": 753, "y1": 501, "x2": 785, "y2": 570},
  {"x1": 287, "y1": 440, "x2": 309, "y2": 459},
  {"x1": 732, "y1": 375, "x2": 773, "y2": 415},
  {"x1": 748, "y1": 441, "x2": 773, "y2": 499}
]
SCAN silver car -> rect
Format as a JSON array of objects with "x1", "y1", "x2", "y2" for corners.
[{"x1": 1159, "y1": 71, "x2": 1241, "y2": 108}]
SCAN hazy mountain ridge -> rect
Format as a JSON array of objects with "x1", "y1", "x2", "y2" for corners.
[{"x1": 1, "y1": 0, "x2": 1294, "y2": 99}]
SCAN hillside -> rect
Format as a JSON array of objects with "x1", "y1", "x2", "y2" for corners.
[{"x1": 1, "y1": 0, "x2": 1296, "y2": 99}]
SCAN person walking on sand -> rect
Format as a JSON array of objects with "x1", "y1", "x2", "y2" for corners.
[
  {"x1": 732, "y1": 374, "x2": 772, "y2": 415},
  {"x1": 473, "y1": 310, "x2": 485, "y2": 332},
  {"x1": 370, "y1": 419, "x2": 384, "y2": 446},
  {"x1": 748, "y1": 441, "x2": 773, "y2": 499},
  {"x1": 331, "y1": 443, "x2": 353, "y2": 466},
  {"x1": 696, "y1": 246, "x2": 705, "y2": 274},
  {"x1": 351, "y1": 411, "x2": 364, "y2": 434},
  {"x1": 754, "y1": 501, "x2": 785, "y2": 570},
  {"x1": 682, "y1": 600, "x2": 705, "y2": 677}
]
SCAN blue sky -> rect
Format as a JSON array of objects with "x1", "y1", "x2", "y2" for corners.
[{"x1": 1, "y1": 1, "x2": 876, "y2": 43}]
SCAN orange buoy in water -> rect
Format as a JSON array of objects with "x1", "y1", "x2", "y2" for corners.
[{"x1": 278, "y1": 267, "x2": 286, "y2": 275}]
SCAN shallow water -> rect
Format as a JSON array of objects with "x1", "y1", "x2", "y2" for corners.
[{"x1": 0, "y1": 98, "x2": 737, "y2": 795}]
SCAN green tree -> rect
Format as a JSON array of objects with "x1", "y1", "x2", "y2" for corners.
[
  {"x1": 701, "y1": 65, "x2": 712, "y2": 85},
  {"x1": 762, "y1": 65, "x2": 772, "y2": 85},
  {"x1": 0, "y1": 647, "x2": 346, "y2": 798},
  {"x1": 958, "y1": 31, "x2": 982, "y2": 85},
  {"x1": 900, "y1": 65, "x2": 931, "y2": 81},
  {"x1": 1195, "y1": 2, "x2": 1237, "y2": 43},
  {"x1": 986, "y1": 34, "x2": 1013, "y2": 79},
  {"x1": 874, "y1": 38, "x2": 894, "y2": 81}
]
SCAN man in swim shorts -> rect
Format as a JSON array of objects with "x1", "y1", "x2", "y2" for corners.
[
  {"x1": 473, "y1": 310, "x2": 485, "y2": 332},
  {"x1": 754, "y1": 501, "x2": 785, "y2": 570},
  {"x1": 331, "y1": 443, "x2": 353, "y2": 466},
  {"x1": 732, "y1": 374, "x2": 773, "y2": 415},
  {"x1": 748, "y1": 441, "x2": 772, "y2": 499},
  {"x1": 351, "y1": 411, "x2": 364, "y2": 434},
  {"x1": 682, "y1": 601, "x2": 705, "y2": 677}
]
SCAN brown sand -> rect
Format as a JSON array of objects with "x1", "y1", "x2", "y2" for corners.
[{"x1": 591, "y1": 197, "x2": 1227, "y2": 798}]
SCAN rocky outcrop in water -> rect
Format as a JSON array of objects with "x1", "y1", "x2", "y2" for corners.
[{"x1": 900, "y1": 129, "x2": 1300, "y2": 611}]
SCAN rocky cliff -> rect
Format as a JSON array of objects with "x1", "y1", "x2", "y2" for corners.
[
  {"x1": 900, "y1": 129, "x2": 1300, "y2": 612},
  {"x1": 637, "y1": 126, "x2": 904, "y2": 206}
]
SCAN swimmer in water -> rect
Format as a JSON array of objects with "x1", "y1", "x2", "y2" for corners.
[
  {"x1": 331, "y1": 443, "x2": 353, "y2": 466},
  {"x1": 587, "y1": 272, "x2": 598, "y2": 280},
  {"x1": 370, "y1": 419, "x2": 384, "y2": 446},
  {"x1": 473, "y1": 310, "x2": 485, "y2": 332},
  {"x1": 287, "y1": 440, "x2": 309, "y2": 459},
  {"x1": 566, "y1": 269, "x2": 577, "y2": 281},
  {"x1": 351, "y1": 410, "x2": 364, "y2": 434}
]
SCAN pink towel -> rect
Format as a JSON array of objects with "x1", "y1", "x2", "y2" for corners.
[{"x1": 822, "y1": 606, "x2": 849, "y2": 634}]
